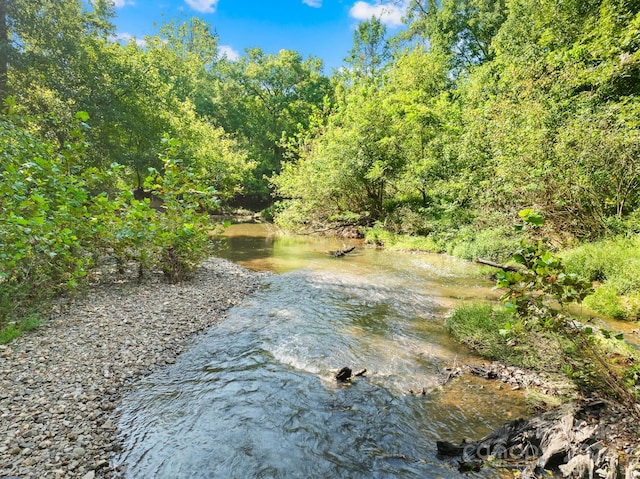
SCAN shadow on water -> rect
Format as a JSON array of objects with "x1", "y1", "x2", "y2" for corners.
[{"x1": 115, "y1": 224, "x2": 528, "y2": 478}]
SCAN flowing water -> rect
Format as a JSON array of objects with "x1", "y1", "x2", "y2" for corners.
[{"x1": 115, "y1": 223, "x2": 530, "y2": 478}]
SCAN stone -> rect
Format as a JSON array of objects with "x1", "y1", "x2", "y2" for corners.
[
  {"x1": 0, "y1": 258, "x2": 260, "y2": 478},
  {"x1": 71, "y1": 447, "x2": 86, "y2": 459}
]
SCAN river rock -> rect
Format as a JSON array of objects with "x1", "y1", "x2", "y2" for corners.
[
  {"x1": 0, "y1": 257, "x2": 263, "y2": 478},
  {"x1": 437, "y1": 400, "x2": 640, "y2": 478}
]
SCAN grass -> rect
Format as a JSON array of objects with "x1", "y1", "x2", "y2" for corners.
[
  {"x1": 445, "y1": 227, "x2": 520, "y2": 262},
  {"x1": 447, "y1": 304, "x2": 535, "y2": 366},
  {"x1": 0, "y1": 315, "x2": 42, "y2": 344},
  {"x1": 563, "y1": 235, "x2": 640, "y2": 320},
  {"x1": 446, "y1": 305, "x2": 579, "y2": 372},
  {"x1": 367, "y1": 225, "x2": 640, "y2": 322},
  {"x1": 447, "y1": 303, "x2": 640, "y2": 404},
  {"x1": 364, "y1": 228, "x2": 444, "y2": 252},
  {"x1": 365, "y1": 226, "x2": 520, "y2": 263}
]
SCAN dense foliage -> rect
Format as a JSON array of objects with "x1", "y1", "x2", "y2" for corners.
[
  {"x1": 271, "y1": 0, "x2": 640, "y2": 320},
  {"x1": 1, "y1": 0, "x2": 639, "y2": 339},
  {"x1": 0, "y1": 107, "x2": 225, "y2": 334},
  {"x1": 0, "y1": 0, "x2": 329, "y2": 336},
  {"x1": 275, "y1": 0, "x2": 640, "y2": 241},
  {"x1": 450, "y1": 212, "x2": 640, "y2": 406}
]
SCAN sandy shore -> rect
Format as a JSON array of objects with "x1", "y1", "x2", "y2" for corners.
[{"x1": 0, "y1": 257, "x2": 263, "y2": 479}]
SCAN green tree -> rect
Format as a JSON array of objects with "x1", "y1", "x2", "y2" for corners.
[
  {"x1": 0, "y1": 0, "x2": 8, "y2": 102},
  {"x1": 475, "y1": 0, "x2": 640, "y2": 235},
  {"x1": 152, "y1": 18, "x2": 219, "y2": 116},
  {"x1": 212, "y1": 48, "x2": 331, "y2": 206},
  {"x1": 405, "y1": 0, "x2": 507, "y2": 74},
  {"x1": 385, "y1": 47, "x2": 461, "y2": 209},
  {"x1": 272, "y1": 82, "x2": 405, "y2": 230},
  {"x1": 345, "y1": 16, "x2": 392, "y2": 81}
]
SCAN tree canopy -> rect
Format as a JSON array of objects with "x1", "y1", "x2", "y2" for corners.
[{"x1": 2, "y1": 0, "x2": 640, "y2": 329}]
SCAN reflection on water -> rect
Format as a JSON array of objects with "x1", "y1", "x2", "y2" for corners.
[{"x1": 115, "y1": 224, "x2": 528, "y2": 478}]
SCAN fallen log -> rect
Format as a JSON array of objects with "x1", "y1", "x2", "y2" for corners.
[
  {"x1": 330, "y1": 246, "x2": 356, "y2": 257},
  {"x1": 335, "y1": 367, "x2": 366, "y2": 382},
  {"x1": 475, "y1": 258, "x2": 520, "y2": 272}
]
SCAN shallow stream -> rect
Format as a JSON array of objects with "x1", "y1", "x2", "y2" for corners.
[{"x1": 115, "y1": 223, "x2": 530, "y2": 478}]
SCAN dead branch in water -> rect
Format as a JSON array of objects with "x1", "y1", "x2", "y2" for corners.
[{"x1": 475, "y1": 258, "x2": 520, "y2": 272}]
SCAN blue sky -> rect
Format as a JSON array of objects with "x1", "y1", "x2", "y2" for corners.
[{"x1": 111, "y1": 0, "x2": 408, "y2": 73}]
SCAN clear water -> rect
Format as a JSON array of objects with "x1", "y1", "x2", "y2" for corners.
[{"x1": 114, "y1": 224, "x2": 528, "y2": 478}]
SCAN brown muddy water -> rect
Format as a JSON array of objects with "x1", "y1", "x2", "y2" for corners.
[{"x1": 114, "y1": 223, "x2": 531, "y2": 478}]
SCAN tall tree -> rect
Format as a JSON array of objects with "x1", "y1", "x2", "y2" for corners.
[
  {"x1": 345, "y1": 16, "x2": 392, "y2": 81},
  {"x1": 405, "y1": 0, "x2": 507, "y2": 75}
]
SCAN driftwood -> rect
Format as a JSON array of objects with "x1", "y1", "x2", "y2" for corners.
[
  {"x1": 335, "y1": 367, "x2": 352, "y2": 382},
  {"x1": 438, "y1": 366, "x2": 463, "y2": 386},
  {"x1": 475, "y1": 258, "x2": 520, "y2": 272},
  {"x1": 335, "y1": 367, "x2": 367, "y2": 382},
  {"x1": 330, "y1": 246, "x2": 356, "y2": 257}
]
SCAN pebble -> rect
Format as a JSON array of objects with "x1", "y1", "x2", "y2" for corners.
[
  {"x1": 0, "y1": 257, "x2": 262, "y2": 478},
  {"x1": 71, "y1": 447, "x2": 85, "y2": 460}
]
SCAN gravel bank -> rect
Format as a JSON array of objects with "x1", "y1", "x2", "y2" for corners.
[{"x1": 0, "y1": 257, "x2": 263, "y2": 479}]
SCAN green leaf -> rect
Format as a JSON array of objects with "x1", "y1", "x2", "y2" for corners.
[
  {"x1": 75, "y1": 111, "x2": 90, "y2": 122},
  {"x1": 518, "y1": 208, "x2": 535, "y2": 218}
]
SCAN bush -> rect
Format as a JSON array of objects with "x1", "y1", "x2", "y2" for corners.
[{"x1": 0, "y1": 111, "x2": 224, "y2": 340}]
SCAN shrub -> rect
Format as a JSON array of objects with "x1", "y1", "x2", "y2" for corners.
[
  {"x1": 0, "y1": 110, "x2": 97, "y2": 325},
  {"x1": 0, "y1": 110, "x2": 224, "y2": 340}
]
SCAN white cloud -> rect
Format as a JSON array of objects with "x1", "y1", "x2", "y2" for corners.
[
  {"x1": 349, "y1": 1, "x2": 407, "y2": 28},
  {"x1": 184, "y1": 0, "x2": 219, "y2": 13},
  {"x1": 112, "y1": 0, "x2": 134, "y2": 7},
  {"x1": 112, "y1": 33, "x2": 146, "y2": 48},
  {"x1": 219, "y1": 45, "x2": 240, "y2": 61},
  {"x1": 302, "y1": 0, "x2": 322, "y2": 6}
]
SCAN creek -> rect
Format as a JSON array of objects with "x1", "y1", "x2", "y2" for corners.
[{"x1": 114, "y1": 223, "x2": 530, "y2": 478}]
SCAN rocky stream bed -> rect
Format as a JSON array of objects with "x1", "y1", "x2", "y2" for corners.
[
  {"x1": 0, "y1": 257, "x2": 263, "y2": 479},
  {"x1": 1, "y1": 255, "x2": 640, "y2": 478}
]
